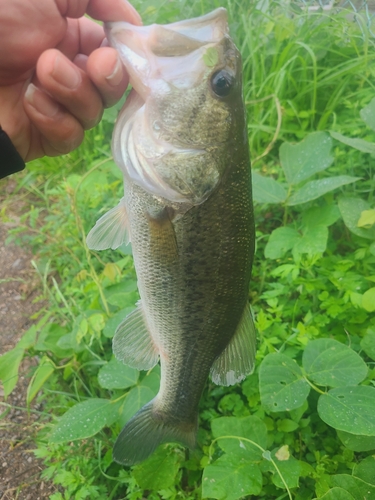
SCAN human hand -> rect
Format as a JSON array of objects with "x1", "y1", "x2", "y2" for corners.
[{"x1": 0, "y1": 0, "x2": 141, "y2": 162}]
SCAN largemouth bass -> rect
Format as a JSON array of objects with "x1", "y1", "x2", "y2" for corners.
[{"x1": 87, "y1": 8, "x2": 256, "y2": 466}]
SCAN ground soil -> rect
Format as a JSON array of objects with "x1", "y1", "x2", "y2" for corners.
[{"x1": 0, "y1": 177, "x2": 58, "y2": 499}]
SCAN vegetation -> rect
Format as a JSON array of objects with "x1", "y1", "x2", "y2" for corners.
[{"x1": 1, "y1": 0, "x2": 375, "y2": 498}]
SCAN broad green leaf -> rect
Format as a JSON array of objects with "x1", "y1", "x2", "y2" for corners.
[
  {"x1": 0, "y1": 348, "x2": 24, "y2": 398},
  {"x1": 104, "y1": 281, "x2": 138, "y2": 308},
  {"x1": 139, "y1": 365, "x2": 161, "y2": 393},
  {"x1": 287, "y1": 176, "x2": 360, "y2": 206},
  {"x1": 50, "y1": 398, "x2": 122, "y2": 443},
  {"x1": 202, "y1": 454, "x2": 262, "y2": 500},
  {"x1": 352, "y1": 456, "x2": 375, "y2": 486},
  {"x1": 331, "y1": 474, "x2": 375, "y2": 500},
  {"x1": 337, "y1": 430, "x2": 375, "y2": 451},
  {"x1": 98, "y1": 357, "x2": 139, "y2": 390},
  {"x1": 119, "y1": 386, "x2": 156, "y2": 427},
  {"x1": 259, "y1": 353, "x2": 310, "y2": 412},
  {"x1": 357, "y1": 209, "x2": 375, "y2": 228},
  {"x1": 330, "y1": 130, "x2": 375, "y2": 154},
  {"x1": 338, "y1": 197, "x2": 375, "y2": 240},
  {"x1": 260, "y1": 447, "x2": 301, "y2": 489},
  {"x1": 211, "y1": 416, "x2": 267, "y2": 460},
  {"x1": 360, "y1": 97, "x2": 375, "y2": 131},
  {"x1": 302, "y1": 204, "x2": 341, "y2": 228},
  {"x1": 133, "y1": 447, "x2": 180, "y2": 490},
  {"x1": 302, "y1": 339, "x2": 368, "y2": 387},
  {"x1": 103, "y1": 307, "x2": 135, "y2": 338},
  {"x1": 317, "y1": 386, "x2": 375, "y2": 435},
  {"x1": 280, "y1": 132, "x2": 333, "y2": 185},
  {"x1": 313, "y1": 488, "x2": 355, "y2": 500},
  {"x1": 105, "y1": 292, "x2": 138, "y2": 308},
  {"x1": 362, "y1": 288, "x2": 375, "y2": 312},
  {"x1": 360, "y1": 328, "x2": 375, "y2": 360},
  {"x1": 251, "y1": 172, "x2": 287, "y2": 204},
  {"x1": 264, "y1": 227, "x2": 300, "y2": 259},
  {"x1": 293, "y1": 225, "x2": 328, "y2": 257},
  {"x1": 26, "y1": 358, "x2": 55, "y2": 405}
]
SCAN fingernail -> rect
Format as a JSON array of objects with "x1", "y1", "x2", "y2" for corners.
[
  {"x1": 25, "y1": 83, "x2": 59, "y2": 117},
  {"x1": 106, "y1": 56, "x2": 123, "y2": 87},
  {"x1": 123, "y1": 0, "x2": 142, "y2": 25},
  {"x1": 53, "y1": 54, "x2": 81, "y2": 89}
]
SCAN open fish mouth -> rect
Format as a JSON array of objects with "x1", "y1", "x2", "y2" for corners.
[
  {"x1": 104, "y1": 9, "x2": 233, "y2": 205},
  {"x1": 105, "y1": 8, "x2": 229, "y2": 100}
]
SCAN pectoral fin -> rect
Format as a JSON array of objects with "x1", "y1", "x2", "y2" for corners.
[
  {"x1": 210, "y1": 304, "x2": 257, "y2": 386},
  {"x1": 113, "y1": 301, "x2": 159, "y2": 370},
  {"x1": 147, "y1": 207, "x2": 179, "y2": 262},
  {"x1": 86, "y1": 198, "x2": 130, "y2": 251}
]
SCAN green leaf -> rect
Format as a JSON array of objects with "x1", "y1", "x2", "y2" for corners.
[
  {"x1": 211, "y1": 416, "x2": 268, "y2": 460},
  {"x1": 17, "y1": 323, "x2": 39, "y2": 349},
  {"x1": 98, "y1": 357, "x2": 139, "y2": 390},
  {"x1": 362, "y1": 288, "x2": 375, "y2": 312},
  {"x1": 357, "y1": 209, "x2": 375, "y2": 228},
  {"x1": 103, "y1": 307, "x2": 135, "y2": 338},
  {"x1": 26, "y1": 358, "x2": 55, "y2": 405},
  {"x1": 313, "y1": 488, "x2": 355, "y2": 500},
  {"x1": 337, "y1": 430, "x2": 375, "y2": 452},
  {"x1": 331, "y1": 474, "x2": 375, "y2": 500},
  {"x1": 251, "y1": 172, "x2": 287, "y2": 204},
  {"x1": 360, "y1": 328, "x2": 375, "y2": 360},
  {"x1": 287, "y1": 176, "x2": 360, "y2": 206},
  {"x1": 277, "y1": 419, "x2": 299, "y2": 432},
  {"x1": 353, "y1": 455, "x2": 375, "y2": 486},
  {"x1": 293, "y1": 225, "x2": 328, "y2": 257},
  {"x1": 302, "y1": 339, "x2": 368, "y2": 387},
  {"x1": 35, "y1": 323, "x2": 72, "y2": 358},
  {"x1": 330, "y1": 130, "x2": 375, "y2": 154},
  {"x1": 259, "y1": 353, "x2": 310, "y2": 412},
  {"x1": 0, "y1": 348, "x2": 24, "y2": 398},
  {"x1": 280, "y1": 131, "x2": 333, "y2": 185},
  {"x1": 338, "y1": 197, "x2": 375, "y2": 240},
  {"x1": 302, "y1": 204, "x2": 341, "y2": 228},
  {"x1": 119, "y1": 386, "x2": 156, "y2": 427},
  {"x1": 133, "y1": 447, "x2": 180, "y2": 490},
  {"x1": 50, "y1": 398, "x2": 122, "y2": 443},
  {"x1": 202, "y1": 454, "x2": 262, "y2": 500},
  {"x1": 352, "y1": 456, "x2": 375, "y2": 485},
  {"x1": 260, "y1": 447, "x2": 301, "y2": 489},
  {"x1": 360, "y1": 97, "x2": 375, "y2": 131},
  {"x1": 264, "y1": 227, "x2": 300, "y2": 259},
  {"x1": 317, "y1": 386, "x2": 375, "y2": 435}
]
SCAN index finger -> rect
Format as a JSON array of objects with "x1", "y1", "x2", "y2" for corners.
[{"x1": 87, "y1": 0, "x2": 142, "y2": 25}]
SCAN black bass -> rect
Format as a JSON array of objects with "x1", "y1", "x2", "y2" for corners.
[{"x1": 87, "y1": 8, "x2": 256, "y2": 466}]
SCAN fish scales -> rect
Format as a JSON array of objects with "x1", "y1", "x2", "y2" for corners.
[
  {"x1": 86, "y1": 7, "x2": 256, "y2": 465},
  {"x1": 129, "y1": 152, "x2": 254, "y2": 423}
]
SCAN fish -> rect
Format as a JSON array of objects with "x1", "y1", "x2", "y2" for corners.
[{"x1": 86, "y1": 7, "x2": 256, "y2": 466}]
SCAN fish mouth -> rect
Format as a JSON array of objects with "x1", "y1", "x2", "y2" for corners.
[
  {"x1": 104, "y1": 8, "x2": 228, "y2": 100},
  {"x1": 106, "y1": 9, "x2": 230, "y2": 205}
]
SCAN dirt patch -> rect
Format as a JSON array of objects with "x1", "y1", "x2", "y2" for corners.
[{"x1": 0, "y1": 177, "x2": 58, "y2": 499}]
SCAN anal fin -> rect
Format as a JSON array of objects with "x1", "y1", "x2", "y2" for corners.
[
  {"x1": 113, "y1": 301, "x2": 159, "y2": 370},
  {"x1": 210, "y1": 304, "x2": 257, "y2": 386},
  {"x1": 86, "y1": 197, "x2": 130, "y2": 251}
]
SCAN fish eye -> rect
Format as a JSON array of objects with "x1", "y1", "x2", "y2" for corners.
[{"x1": 211, "y1": 70, "x2": 234, "y2": 97}]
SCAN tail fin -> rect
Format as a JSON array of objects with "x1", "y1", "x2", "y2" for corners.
[{"x1": 113, "y1": 400, "x2": 197, "y2": 466}]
